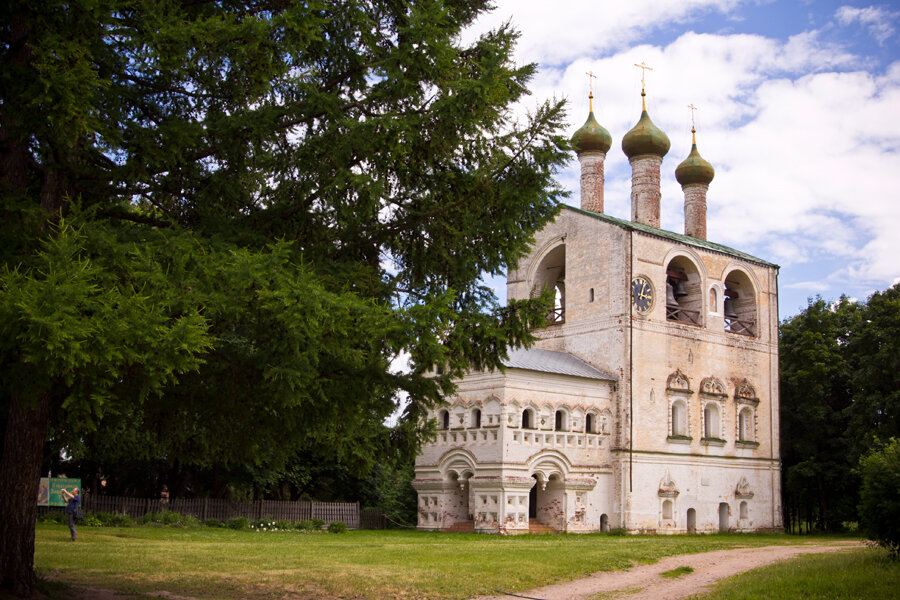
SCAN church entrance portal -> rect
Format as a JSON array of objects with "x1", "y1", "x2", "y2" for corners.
[{"x1": 528, "y1": 476, "x2": 538, "y2": 519}]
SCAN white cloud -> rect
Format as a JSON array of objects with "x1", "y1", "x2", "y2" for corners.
[{"x1": 835, "y1": 5, "x2": 899, "y2": 45}]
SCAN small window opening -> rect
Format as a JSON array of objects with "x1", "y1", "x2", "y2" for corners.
[
  {"x1": 522, "y1": 409, "x2": 533, "y2": 429},
  {"x1": 585, "y1": 413, "x2": 594, "y2": 433},
  {"x1": 671, "y1": 401, "x2": 687, "y2": 437},
  {"x1": 555, "y1": 410, "x2": 565, "y2": 431},
  {"x1": 472, "y1": 408, "x2": 482, "y2": 429},
  {"x1": 709, "y1": 287, "x2": 718, "y2": 312},
  {"x1": 589, "y1": 288, "x2": 595, "y2": 302},
  {"x1": 440, "y1": 410, "x2": 450, "y2": 430},
  {"x1": 740, "y1": 501, "x2": 749, "y2": 519}
]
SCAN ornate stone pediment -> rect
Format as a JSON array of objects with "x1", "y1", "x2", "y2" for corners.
[
  {"x1": 734, "y1": 379, "x2": 759, "y2": 405},
  {"x1": 666, "y1": 369, "x2": 692, "y2": 394},
  {"x1": 735, "y1": 476, "x2": 754, "y2": 499},
  {"x1": 658, "y1": 470, "x2": 680, "y2": 498},
  {"x1": 699, "y1": 376, "x2": 727, "y2": 397}
]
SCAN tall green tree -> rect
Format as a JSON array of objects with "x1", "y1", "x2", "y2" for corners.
[
  {"x1": 0, "y1": 1, "x2": 567, "y2": 594},
  {"x1": 779, "y1": 296, "x2": 860, "y2": 532}
]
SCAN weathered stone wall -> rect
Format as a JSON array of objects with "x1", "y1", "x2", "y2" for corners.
[
  {"x1": 578, "y1": 151, "x2": 607, "y2": 213},
  {"x1": 682, "y1": 183, "x2": 708, "y2": 239}
]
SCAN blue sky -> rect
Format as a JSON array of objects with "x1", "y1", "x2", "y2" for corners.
[{"x1": 466, "y1": 0, "x2": 900, "y2": 318}]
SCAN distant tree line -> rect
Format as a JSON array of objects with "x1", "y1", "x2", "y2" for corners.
[{"x1": 780, "y1": 284, "x2": 900, "y2": 533}]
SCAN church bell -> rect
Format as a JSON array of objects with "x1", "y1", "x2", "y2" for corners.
[
  {"x1": 672, "y1": 279, "x2": 688, "y2": 297},
  {"x1": 666, "y1": 282, "x2": 679, "y2": 307},
  {"x1": 724, "y1": 296, "x2": 739, "y2": 319}
]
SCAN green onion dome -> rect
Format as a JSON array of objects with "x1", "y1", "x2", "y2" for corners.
[
  {"x1": 571, "y1": 96, "x2": 612, "y2": 154},
  {"x1": 675, "y1": 130, "x2": 715, "y2": 186},
  {"x1": 621, "y1": 92, "x2": 670, "y2": 159}
]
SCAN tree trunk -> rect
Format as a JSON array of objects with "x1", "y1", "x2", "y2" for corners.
[{"x1": 0, "y1": 392, "x2": 50, "y2": 596}]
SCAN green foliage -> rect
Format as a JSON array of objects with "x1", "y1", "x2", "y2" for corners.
[
  {"x1": 858, "y1": 438, "x2": 900, "y2": 558},
  {"x1": 36, "y1": 512, "x2": 67, "y2": 525},
  {"x1": 661, "y1": 566, "x2": 693, "y2": 578},
  {"x1": 3, "y1": 1, "x2": 569, "y2": 590},
  {"x1": 225, "y1": 517, "x2": 250, "y2": 530},
  {"x1": 91, "y1": 512, "x2": 134, "y2": 527},
  {"x1": 779, "y1": 288, "x2": 900, "y2": 532},
  {"x1": 203, "y1": 519, "x2": 225, "y2": 528},
  {"x1": 327, "y1": 521, "x2": 348, "y2": 534},
  {"x1": 296, "y1": 520, "x2": 319, "y2": 531}
]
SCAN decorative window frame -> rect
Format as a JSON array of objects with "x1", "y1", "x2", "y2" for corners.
[
  {"x1": 699, "y1": 376, "x2": 727, "y2": 444},
  {"x1": 658, "y1": 471, "x2": 679, "y2": 527},
  {"x1": 666, "y1": 369, "x2": 694, "y2": 443},
  {"x1": 734, "y1": 379, "x2": 760, "y2": 448},
  {"x1": 667, "y1": 397, "x2": 691, "y2": 442}
]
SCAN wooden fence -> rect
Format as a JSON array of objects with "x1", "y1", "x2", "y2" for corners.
[{"x1": 56, "y1": 494, "x2": 364, "y2": 529}]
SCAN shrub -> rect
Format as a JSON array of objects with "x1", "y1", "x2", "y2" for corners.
[
  {"x1": 37, "y1": 511, "x2": 67, "y2": 525},
  {"x1": 297, "y1": 518, "x2": 326, "y2": 531},
  {"x1": 274, "y1": 520, "x2": 293, "y2": 530},
  {"x1": 81, "y1": 513, "x2": 103, "y2": 527},
  {"x1": 858, "y1": 438, "x2": 900, "y2": 559},
  {"x1": 203, "y1": 518, "x2": 225, "y2": 528},
  {"x1": 92, "y1": 511, "x2": 133, "y2": 527},
  {"x1": 327, "y1": 521, "x2": 348, "y2": 534},
  {"x1": 226, "y1": 516, "x2": 250, "y2": 530}
]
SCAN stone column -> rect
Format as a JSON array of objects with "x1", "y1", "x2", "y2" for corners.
[
  {"x1": 629, "y1": 154, "x2": 663, "y2": 228},
  {"x1": 579, "y1": 150, "x2": 607, "y2": 213}
]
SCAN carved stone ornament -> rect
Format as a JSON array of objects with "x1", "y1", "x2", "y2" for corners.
[
  {"x1": 735, "y1": 476, "x2": 754, "y2": 499},
  {"x1": 699, "y1": 376, "x2": 727, "y2": 397},
  {"x1": 666, "y1": 369, "x2": 691, "y2": 393},
  {"x1": 658, "y1": 470, "x2": 680, "y2": 498},
  {"x1": 735, "y1": 379, "x2": 759, "y2": 404}
]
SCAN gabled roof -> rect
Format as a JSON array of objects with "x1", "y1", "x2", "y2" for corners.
[
  {"x1": 562, "y1": 205, "x2": 779, "y2": 269},
  {"x1": 503, "y1": 347, "x2": 617, "y2": 381}
]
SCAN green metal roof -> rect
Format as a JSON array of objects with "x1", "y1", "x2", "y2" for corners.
[{"x1": 562, "y1": 205, "x2": 779, "y2": 268}]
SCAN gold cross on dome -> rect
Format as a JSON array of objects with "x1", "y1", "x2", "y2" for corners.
[
  {"x1": 688, "y1": 104, "x2": 698, "y2": 131},
  {"x1": 634, "y1": 61, "x2": 653, "y2": 89},
  {"x1": 586, "y1": 71, "x2": 597, "y2": 110}
]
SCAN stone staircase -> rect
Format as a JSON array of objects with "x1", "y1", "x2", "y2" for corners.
[
  {"x1": 528, "y1": 521, "x2": 556, "y2": 534},
  {"x1": 444, "y1": 520, "x2": 474, "y2": 533}
]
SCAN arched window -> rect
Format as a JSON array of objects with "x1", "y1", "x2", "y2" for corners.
[
  {"x1": 665, "y1": 256, "x2": 702, "y2": 326},
  {"x1": 704, "y1": 403, "x2": 720, "y2": 439},
  {"x1": 472, "y1": 408, "x2": 482, "y2": 429},
  {"x1": 709, "y1": 287, "x2": 718, "y2": 312},
  {"x1": 724, "y1": 270, "x2": 758, "y2": 337},
  {"x1": 585, "y1": 413, "x2": 594, "y2": 433},
  {"x1": 440, "y1": 410, "x2": 450, "y2": 430},
  {"x1": 522, "y1": 408, "x2": 533, "y2": 429},
  {"x1": 554, "y1": 410, "x2": 566, "y2": 431},
  {"x1": 738, "y1": 408, "x2": 754, "y2": 441},
  {"x1": 671, "y1": 401, "x2": 688, "y2": 437},
  {"x1": 533, "y1": 244, "x2": 566, "y2": 324}
]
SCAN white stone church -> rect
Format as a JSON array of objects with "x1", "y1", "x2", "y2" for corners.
[{"x1": 413, "y1": 85, "x2": 782, "y2": 534}]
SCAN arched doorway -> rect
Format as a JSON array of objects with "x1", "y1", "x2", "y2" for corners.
[
  {"x1": 687, "y1": 508, "x2": 696, "y2": 533},
  {"x1": 718, "y1": 502, "x2": 730, "y2": 532},
  {"x1": 600, "y1": 513, "x2": 609, "y2": 532},
  {"x1": 528, "y1": 475, "x2": 538, "y2": 519}
]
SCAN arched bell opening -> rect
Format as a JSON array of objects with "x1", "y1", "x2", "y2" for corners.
[
  {"x1": 723, "y1": 270, "x2": 757, "y2": 337},
  {"x1": 665, "y1": 256, "x2": 703, "y2": 326},
  {"x1": 533, "y1": 244, "x2": 566, "y2": 325}
]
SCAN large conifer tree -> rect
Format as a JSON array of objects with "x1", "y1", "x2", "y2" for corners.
[{"x1": 0, "y1": 1, "x2": 567, "y2": 594}]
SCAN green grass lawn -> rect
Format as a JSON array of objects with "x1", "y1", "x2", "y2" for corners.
[
  {"x1": 33, "y1": 524, "x2": 860, "y2": 600},
  {"x1": 694, "y1": 546, "x2": 900, "y2": 600}
]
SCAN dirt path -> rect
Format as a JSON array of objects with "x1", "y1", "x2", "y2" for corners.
[{"x1": 474, "y1": 541, "x2": 864, "y2": 600}]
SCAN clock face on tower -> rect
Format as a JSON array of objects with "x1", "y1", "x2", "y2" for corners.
[{"x1": 631, "y1": 276, "x2": 654, "y2": 314}]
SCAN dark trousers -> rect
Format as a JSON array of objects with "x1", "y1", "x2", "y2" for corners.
[{"x1": 67, "y1": 512, "x2": 76, "y2": 541}]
